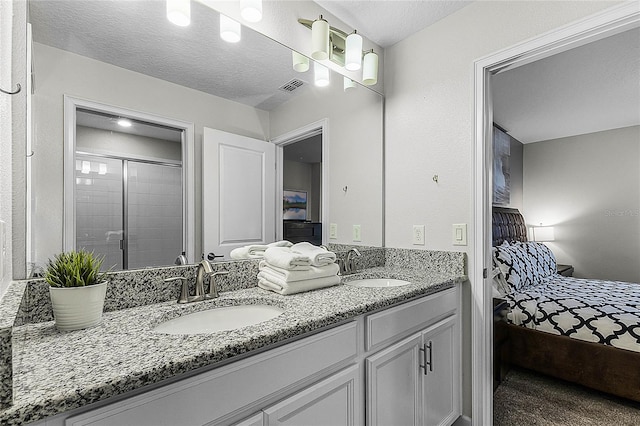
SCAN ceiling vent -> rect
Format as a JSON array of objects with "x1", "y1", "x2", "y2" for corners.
[{"x1": 279, "y1": 79, "x2": 305, "y2": 93}]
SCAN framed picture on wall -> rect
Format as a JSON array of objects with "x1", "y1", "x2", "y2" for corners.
[
  {"x1": 283, "y1": 190, "x2": 308, "y2": 220},
  {"x1": 493, "y1": 126, "x2": 511, "y2": 205}
]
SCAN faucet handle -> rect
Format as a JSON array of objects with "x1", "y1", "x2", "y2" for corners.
[
  {"x1": 208, "y1": 271, "x2": 229, "y2": 298},
  {"x1": 165, "y1": 276, "x2": 188, "y2": 304}
]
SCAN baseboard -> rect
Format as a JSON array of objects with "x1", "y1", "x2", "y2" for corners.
[{"x1": 453, "y1": 415, "x2": 472, "y2": 426}]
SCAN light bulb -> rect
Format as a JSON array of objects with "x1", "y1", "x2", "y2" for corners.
[
  {"x1": 220, "y1": 14, "x2": 241, "y2": 43},
  {"x1": 314, "y1": 62, "x2": 330, "y2": 87},
  {"x1": 166, "y1": 0, "x2": 190, "y2": 27},
  {"x1": 240, "y1": 0, "x2": 262, "y2": 23}
]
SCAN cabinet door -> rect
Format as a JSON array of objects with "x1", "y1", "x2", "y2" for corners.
[
  {"x1": 366, "y1": 334, "x2": 422, "y2": 426},
  {"x1": 421, "y1": 316, "x2": 460, "y2": 426},
  {"x1": 263, "y1": 365, "x2": 360, "y2": 426}
]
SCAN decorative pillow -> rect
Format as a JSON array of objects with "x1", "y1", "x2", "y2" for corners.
[{"x1": 493, "y1": 242, "x2": 557, "y2": 292}]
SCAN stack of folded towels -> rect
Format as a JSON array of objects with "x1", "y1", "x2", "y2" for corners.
[
  {"x1": 258, "y1": 242, "x2": 340, "y2": 295},
  {"x1": 230, "y1": 240, "x2": 293, "y2": 260}
]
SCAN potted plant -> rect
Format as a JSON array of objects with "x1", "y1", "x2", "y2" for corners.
[{"x1": 45, "y1": 250, "x2": 109, "y2": 331}]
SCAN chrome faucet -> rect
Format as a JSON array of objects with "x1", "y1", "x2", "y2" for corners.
[
  {"x1": 195, "y1": 260, "x2": 214, "y2": 300},
  {"x1": 340, "y1": 248, "x2": 361, "y2": 275}
]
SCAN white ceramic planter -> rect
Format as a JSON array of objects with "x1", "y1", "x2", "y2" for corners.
[{"x1": 49, "y1": 281, "x2": 108, "y2": 331}]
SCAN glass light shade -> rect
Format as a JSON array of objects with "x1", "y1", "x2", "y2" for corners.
[
  {"x1": 220, "y1": 14, "x2": 241, "y2": 43},
  {"x1": 343, "y1": 77, "x2": 356, "y2": 91},
  {"x1": 117, "y1": 118, "x2": 132, "y2": 127},
  {"x1": 166, "y1": 0, "x2": 190, "y2": 27},
  {"x1": 362, "y1": 50, "x2": 378, "y2": 86},
  {"x1": 292, "y1": 51, "x2": 309, "y2": 72},
  {"x1": 240, "y1": 0, "x2": 262, "y2": 23},
  {"x1": 311, "y1": 17, "x2": 329, "y2": 60},
  {"x1": 345, "y1": 32, "x2": 363, "y2": 71},
  {"x1": 98, "y1": 163, "x2": 107, "y2": 175},
  {"x1": 314, "y1": 62, "x2": 330, "y2": 87},
  {"x1": 81, "y1": 161, "x2": 91, "y2": 174}
]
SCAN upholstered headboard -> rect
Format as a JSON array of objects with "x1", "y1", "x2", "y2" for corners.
[{"x1": 492, "y1": 207, "x2": 528, "y2": 246}]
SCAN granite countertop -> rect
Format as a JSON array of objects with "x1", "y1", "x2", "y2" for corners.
[{"x1": 2, "y1": 267, "x2": 464, "y2": 425}]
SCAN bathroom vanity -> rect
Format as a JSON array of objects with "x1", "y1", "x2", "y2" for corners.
[{"x1": 0, "y1": 250, "x2": 465, "y2": 426}]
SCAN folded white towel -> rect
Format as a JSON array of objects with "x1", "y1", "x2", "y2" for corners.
[
  {"x1": 259, "y1": 261, "x2": 339, "y2": 283},
  {"x1": 230, "y1": 241, "x2": 294, "y2": 260},
  {"x1": 230, "y1": 245, "x2": 266, "y2": 260},
  {"x1": 263, "y1": 247, "x2": 311, "y2": 270},
  {"x1": 257, "y1": 275, "x2": 341, "y2": 295},
  {"x1": 290, "y1": 242, "x2": 336, "y2": 267}
]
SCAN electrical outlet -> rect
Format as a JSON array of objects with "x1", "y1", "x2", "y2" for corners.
[
  {"x1": 329, "y1": 223, "x2": 338, "y2": 239},
  {"x1": 353, "y1": 225, "x2": 361, "y2": 242},
  {"x1": 412, "y1": 225, "x2": 425, "y2": 245}
]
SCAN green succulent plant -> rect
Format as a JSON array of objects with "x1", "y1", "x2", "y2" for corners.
[{"x1": 45, "y1": 250, "x2": 108, "y2": 288}]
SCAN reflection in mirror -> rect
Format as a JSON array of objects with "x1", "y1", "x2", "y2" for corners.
[{"x1": 27, "y1": 0, "x2": 384, "y2": 271}]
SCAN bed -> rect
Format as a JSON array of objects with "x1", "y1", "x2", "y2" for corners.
[{"x1": 492, "y1": 206, "x2": 640, "y2": 402}]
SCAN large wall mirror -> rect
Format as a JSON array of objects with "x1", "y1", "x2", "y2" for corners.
[{"x1": 26, "y1": 0, "x2": 383, "y2": 271}]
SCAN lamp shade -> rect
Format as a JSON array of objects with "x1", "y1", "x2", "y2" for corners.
[
  {"x1": 220, "y1": 14, "x2": 241, "y2": 43},
  {"x1": 240, "y1": 0, "x2": 262, "y2": 23},
  {"x1": 166, "y1": 0, "x2": 190, "y2": 27},
  {"x1": 362, "y1": 50, "x2": 378, "y2": 86},
  {"x1": 311, "y1": 16, "x2": 330, "y2": 60},
  {"x1": 343, "y1": 76, "x2": 356, "y2": 91},
  {"x1": 532, "y1": 226, "x2": 555, "y2": 242},
  {"x1": 292, "y1": 51, "x2": 309, "y2": 72},
  {"x1": 314, "y1": 62, "x2": 330, "y2": 87},
  {"x1": 345, "y1": 31, "x2": 363, "y2": 71}
]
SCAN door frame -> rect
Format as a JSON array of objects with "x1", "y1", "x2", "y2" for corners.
[
  {"x1": 271, "y1": 119, "x2": 329, "y2": 244},
  {"x1": 471, "y1": 3, "x2": 639, "y2": 423},
  {"x1": 63, "y1": 96, "x2": 196, "y2": 264}
]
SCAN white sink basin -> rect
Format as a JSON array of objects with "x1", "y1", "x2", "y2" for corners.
[
  {"x1": 153, "y1": 304, "x2": 284, "y2": 335},
  {"x1": 346, "y1": 278, "x2": 411, "y2": 288}
]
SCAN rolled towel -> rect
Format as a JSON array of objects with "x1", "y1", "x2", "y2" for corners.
[
  {"x1": 290, "y1": 242, "x2": 337, "y2": 267},
  {"x1": 257, "y1": 275, "x2": 341, "y2": 295},
  {"x1": 259, "y1": 261, "x2": 339, "y2": 283},
  {"x1": 263, "y1": 246, "x2": 311, "y2": 270},
  {"x1": 230, "y1": 245, "x2": 268, "y2": 260}
]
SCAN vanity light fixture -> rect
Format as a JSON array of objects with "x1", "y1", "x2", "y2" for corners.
[
  {"x1": 240, "y1": 0, "x2": 262, "y2": 23},
  {"x1": 345, "y1": 30, "x2": 363, "y2": 71},
  {"x1": 220, "y1": 14, "x2": 241, "y2": 43},
  {"x1": 292, "y1": 51, "x2": 310, "y2": 72},
  {"x1": 166, "y1": 0, "x2": 191, "y2": 27},
  {"x1": 299, "y1": 18, "x2": 379, "y2": 86},
  {"x1": 117, "y1": 118, "x2": 132, "y2": 128},
  {"x1": 81, "y1": 161, "x2": 91, "y2": 175},
  {"x1": 314, "y1": 62, "x2": 330, "y2": 87},
  {"x1": 311, "y1": 15, "x2": 330, "y2": 60}
]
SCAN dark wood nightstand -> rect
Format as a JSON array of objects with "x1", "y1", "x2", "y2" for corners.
[
  {"x1": 493, "y1": 298, "x2": 510, "y2": 391},
  {"x1": 557, "y1": 264, "x2": 574, "y2": 277}
]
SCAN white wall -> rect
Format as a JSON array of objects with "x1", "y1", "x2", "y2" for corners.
[
  {"x1": 270, "y1": 79, "x2": 384, "y2": 246},
  {"x1": 383, "y1": 0, "x2": 619, "y2": 416},
  {"x1": 524, "y1": 125, "x2": 640, "y2": 282},
  {"x1": 31, "y1": 42, "x2": 269, "y2": 267},
  {"x1": 0, "y1": 0, "x2": 14, "y2": 297}
]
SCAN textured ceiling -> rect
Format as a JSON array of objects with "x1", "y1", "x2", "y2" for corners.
[
  {"x1": 493, "y1": 27, "x2": 640, "y2": 144},
  {"x1": 29, "y1": 0, "x2": 313, "y2": 111},
  {"x1": 314, "y1": 0, "x2": 472, "y2": 47}
]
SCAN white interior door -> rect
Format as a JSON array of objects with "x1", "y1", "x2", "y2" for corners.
[{"x1": 202, "y1": 128, "x2": 276, "y2": 261}]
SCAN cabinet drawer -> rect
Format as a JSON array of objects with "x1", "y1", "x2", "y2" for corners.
[
  {"x1": 365, "y1": 287, "x2": 457, "y2": 352},
  {"x1": 65, "y1": 322, "x2": 357, "y2": 426}
]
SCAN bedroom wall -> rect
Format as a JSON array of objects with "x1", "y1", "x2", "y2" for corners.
[{"x1": 523, "y1": 125, "x2": 640, "y2": 283}]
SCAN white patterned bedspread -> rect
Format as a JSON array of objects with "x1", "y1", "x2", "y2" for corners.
[{"x1": 505, "y1": 275, "x2": 640, "y2": 353}]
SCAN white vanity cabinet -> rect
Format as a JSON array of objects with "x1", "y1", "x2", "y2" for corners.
[{"x1": 365, "y1": 287, "x2": 461, "y2": 426}]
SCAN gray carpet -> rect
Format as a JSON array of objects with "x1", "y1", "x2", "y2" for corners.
[{"x1": 493, "y1": 368, "x2": 640, "y2": 425}]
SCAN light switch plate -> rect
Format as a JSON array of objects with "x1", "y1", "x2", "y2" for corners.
[
  {"x1": 353, "y1": 225, "x2": 361, "y2": 242},
  {"x1": 329, "y1": 223, "x2": 338, "y2": 239},
  {"x1": 412, "y1": 225, "x2": 425, "y2": 245},
  {"x1": 453, "y1": 223, "x2": 467, "y2": 246}
]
